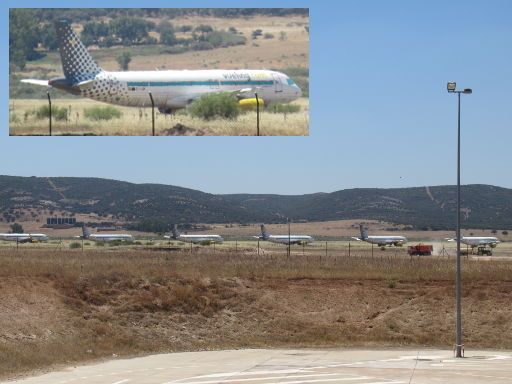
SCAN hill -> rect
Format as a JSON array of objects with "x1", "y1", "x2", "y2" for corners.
[{"x1": 0, "y1": 175, "x2": 511, "y2": 230}]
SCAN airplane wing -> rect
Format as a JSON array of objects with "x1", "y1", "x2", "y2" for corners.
[{"x1": 21, "y1": 79, "x2": 50, "y2": 87}]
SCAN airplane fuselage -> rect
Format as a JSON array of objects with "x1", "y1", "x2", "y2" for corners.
[
  {"x1": 87, "y1": 234, "x2": 134, "y2": 242},
  {"x1": 0, "y1": 233, "x2": 49, "y2": 242},
  {"x1": 167, "y1": 234, "x2": 224, "y2": 244},
  {"x1": 264, "y1": 235, "x2": 314, "y2": 245},
  {"x1": 460, "y1": 236, "x2": 500, "y2": 248},
  {"x1": 49, "y1": 69, "x2": 302, "y2": 113},
  {"x1": 363, "y1": 236, "x2": 407, "y2": 247}
]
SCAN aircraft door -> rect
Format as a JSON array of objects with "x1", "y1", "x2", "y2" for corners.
[{"x1": 273, "y1": 73, "x2": 283, "y2": 92}]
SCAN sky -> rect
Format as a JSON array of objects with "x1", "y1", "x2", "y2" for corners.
[{"x1": 2, "y1": 0, "x2": 511, "y2": 195}]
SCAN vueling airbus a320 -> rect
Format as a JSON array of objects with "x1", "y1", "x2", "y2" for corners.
[{"x1": 22, "y1": 21, "x2": 302, "y2": 113}]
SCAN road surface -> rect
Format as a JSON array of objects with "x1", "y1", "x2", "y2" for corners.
[{"x1": 4, "y1": 348, "x2": 512, "y2": 384}]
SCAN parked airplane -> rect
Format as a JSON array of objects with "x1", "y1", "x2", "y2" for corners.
[
  {"x1": 256, "y1": 224, "x2": 314, "y2": 245},
  {"x1": 446, "y1": 234, "x2": 500, "y2": 249},
  {"x1": 78, "y1": 226, "x2": 134, "y2": 242},
  {"x1": 0, "y1": 233, "x2": 49, "y2": 243},
  {"x1": 22, "y1": 21, "x2": 302, "y2": 114},
  {"x1": 165, "y1": 225, "x2": 223, "y2": 245},
  {"x1": 352, "y1": 224, "x2": 407, "y2": 248}
]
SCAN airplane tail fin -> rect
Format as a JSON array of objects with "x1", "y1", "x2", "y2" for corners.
[
  {"x1": 82, "y1": 225, "x2": 91, "y2": 239},
  {"x1": 359, "y1": 224, "x2": 368, "y2": 240},
  {"x1": 171, "y1": 224, "x2": 180, "y2": 239},
  {"x1": 261, "y1": 224, "x2": 270, "y2": 240},
  {"x1": 55, "y1": 20, "x2": 102, "y2": 81}
]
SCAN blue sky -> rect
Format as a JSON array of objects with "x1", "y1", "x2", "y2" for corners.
[{"x1": 2, "y1": 0, "x2": 511, "y2": 194}]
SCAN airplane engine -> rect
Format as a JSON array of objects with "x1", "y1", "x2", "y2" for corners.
[{"x1": 239, "y1": 97, "x2": 265, "y2": 109}]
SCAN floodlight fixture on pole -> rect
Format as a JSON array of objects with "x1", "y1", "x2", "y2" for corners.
[{"x1": 446, "y1": 81, "x2": 472, "y2": 358}]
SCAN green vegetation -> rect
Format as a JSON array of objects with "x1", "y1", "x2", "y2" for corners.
[
  {"x1": 84, "y1": 106, "x2": 122, "y2": 121},
  {"x1": 10, "y1": 8, "x2": 305, "y2": 67},
  {"x1": 187, "y1": 93, "x2": 240, "y2": 120},
  {"x1": 69, "y1": 242, "x2": 82, "y2": 249},
  {"x1": 0, "y1": 176, "x2": 511, "y2": 229},
  {"x1": 34, "y1": 105, "x2": 68, "y2": 121},
  {"x1": 10, "y1": 223, "x2": 23, "y2": 233},
  {"x1": 116, "y1": 51, "x2": 132, "y2": 71}
]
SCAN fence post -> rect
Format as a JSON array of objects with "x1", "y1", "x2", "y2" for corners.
[
  {"x1": 47, "y1": 91, "x2": 52, "y2": 136},
  {"x1": 255, "y1": 92, "x2": 260, "y2": 136},
  {"x1": 149, "y1": 92, "x2": 155, "y2": 136}
]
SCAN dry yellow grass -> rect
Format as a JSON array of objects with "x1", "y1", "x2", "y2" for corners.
[
  {"x1": 1, "y1": 247, "x2": 512, "y2": 380},
  {"x1": 9, "y1": 98, "x2": 308, "y2": 136}
]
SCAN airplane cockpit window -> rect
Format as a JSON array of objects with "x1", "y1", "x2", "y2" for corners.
[{"x1": 287, "y1": 78, "x2": 296, "y2": 86}]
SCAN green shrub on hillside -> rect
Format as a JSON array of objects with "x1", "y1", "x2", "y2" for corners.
[
  {"x1": 187, "y1": 93, "x2": 240, "y2": 120},
  {"x1": 84, "y1": 106, "x2": 122, "y2": 121}
]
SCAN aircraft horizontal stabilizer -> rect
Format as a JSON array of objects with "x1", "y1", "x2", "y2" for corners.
[{"x1": 21, "y1": 79, "x2": 49, "y2": 87}]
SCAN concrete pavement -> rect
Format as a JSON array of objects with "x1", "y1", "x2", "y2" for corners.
[{"x1": 4, "y1": 348, "x2": 512, "y2": 384}]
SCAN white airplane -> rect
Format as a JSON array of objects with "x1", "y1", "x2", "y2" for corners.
[
  {"x1": 78, "y1": 226, "x2": 134, "y2": 242},
  {"x1": 352, "y1": 224, "x2": 407, "y2": 248},
  {"x1": 0, "y1": 233, "x2": 49, "y2": 243},
  {"x1": 165, "y1": 224, "x2": 223, "y2": 245},
  {"x1": 256, "y1": 224, "x2": 314, "y2": 245},
  {"x1": 446, "y1": 234, "x2": 500, "y2": 249},
  {"x1": 21, "y1": 21, "x2": 302, "y2": 114}
]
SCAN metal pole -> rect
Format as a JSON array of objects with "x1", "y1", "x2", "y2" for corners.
[
  {"x1": 288, "y1": 219, "x2": 291, "y2": 258},
  {"x1": 349, "y1": 242, "x2": 351, "y2": 257},
  {"x1": 456, "y1": 91, "x2": 462, "y2": 358},
  {"x1": 149, "y1": 92, "x2": 155, "y2": 136},
  {"x1": 47, "y1": 91, "x2": 52, "y2": 136},
  {"x1": 255, "y1": 92, "x2": 260, "y2": 136}
]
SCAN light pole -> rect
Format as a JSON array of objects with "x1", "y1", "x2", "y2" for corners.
[{"x1": 447, "y1": 81, "x2": 472, "y2": 358}]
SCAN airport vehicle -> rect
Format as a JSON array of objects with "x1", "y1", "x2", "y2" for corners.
[
  {"x1": 256, "y1": 224, "x2": 314, "y2": 245},
  {"x1": 352, "y1": 224, "x2": 407, "y2": 249},
  {"x1": 407, "y1": 244, "x2": 433, "y2": 256},
  {"x1": 78, "y1": 226, "x2": 134, "y2": 242},
  {"x1": 22, "y1": 21, "x2": 302, "y2": 114},
  {"x1": 461, "y1": 246, "x2": 494, "y2": 256},
  {"x1": 446, "y1": 234, "x2": 500, "y2": 250},
  {"x1": 165, "y1": 225, "x2": 224, "y2": 245},
  {"x1": 0, "y1": 233, "x2": 49, "y2": 243}
]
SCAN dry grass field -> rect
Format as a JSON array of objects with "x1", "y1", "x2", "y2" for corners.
[
  {"x1": 8, "y1": 98, "x2": 308, "y2": 136},
  {"x1": 1, "y1": 246, "x2": 512, "y2": 379}
]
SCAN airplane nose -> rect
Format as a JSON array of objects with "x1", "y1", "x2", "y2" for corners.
[{"x1": 294, "y1": 84, "x2": 302, "y2": 97}]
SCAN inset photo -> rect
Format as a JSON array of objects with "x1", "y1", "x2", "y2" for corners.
[{"x1": 9, "y1": 8, "x2": 309, "y2": 136}]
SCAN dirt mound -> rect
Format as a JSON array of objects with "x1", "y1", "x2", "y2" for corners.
[{"x1": 161, "y1": 124, "x2": 205, "y2": 136}]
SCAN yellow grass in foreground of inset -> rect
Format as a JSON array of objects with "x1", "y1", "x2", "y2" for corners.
[{"x1": 9, "y1": 98, "x2": 309, "y2": 136}]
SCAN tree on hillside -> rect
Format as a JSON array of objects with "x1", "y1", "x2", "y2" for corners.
[
  {"x1": 116, "y1": 52, "x2": 132, "y2": 71},
  {"x1": 110, "y1": 17, "x2": 154, "y2": 45},
  {"x1": 10, "y1": 223, "x2": 23, "y2": 233},
  {"x1": 39, "y1": 23, "x2": 59, "y2": 51},
  {"x1": 9, "y1": 9, "x2": 40, "y2": 69}
]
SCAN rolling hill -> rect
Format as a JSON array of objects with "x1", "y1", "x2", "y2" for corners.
[{"x1": 1, "y1": 175, "x2": 511, "y2": 230}]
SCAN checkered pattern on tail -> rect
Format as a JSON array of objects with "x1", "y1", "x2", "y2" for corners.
[{"x1": 55, "y1": 20, "x2": 102, "y2": 81}]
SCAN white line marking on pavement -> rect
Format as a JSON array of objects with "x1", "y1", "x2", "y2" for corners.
[
  {"x1": 111, "y1": 380, "x2": 130, "y2": 384},
  {"x1": 164, "y1": 373, "x2": 360, "y2": 384}
]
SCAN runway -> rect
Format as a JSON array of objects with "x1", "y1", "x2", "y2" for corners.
[{"x1": 4, "y1": 349, "x2": 512, "y2": 384}]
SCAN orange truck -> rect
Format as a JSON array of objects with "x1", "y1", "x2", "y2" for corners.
[{"x1": 407, "y1": 244, "x2": 433, "y2": 256}]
